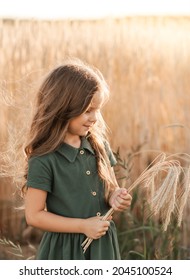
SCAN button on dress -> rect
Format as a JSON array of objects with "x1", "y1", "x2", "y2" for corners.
[{"x1": 27, "y1": 137, "x2": 121, "y2": 260}]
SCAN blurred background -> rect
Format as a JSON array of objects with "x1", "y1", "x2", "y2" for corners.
[{"x1": 0, "y1": 0, "x2": 190, "y2": 259}]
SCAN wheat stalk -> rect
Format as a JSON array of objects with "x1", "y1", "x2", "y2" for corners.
[{"x1": 81, "y1": 153, "x2": 190, "y2": 253}]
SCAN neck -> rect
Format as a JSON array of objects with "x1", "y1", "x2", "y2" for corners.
[{"x1": 64, "y1": 134, "x2": 81, "y2": 148}]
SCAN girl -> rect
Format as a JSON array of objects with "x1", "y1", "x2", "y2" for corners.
[{"x1": 24, "y1": 58, "x2": 132, "y2": 260}]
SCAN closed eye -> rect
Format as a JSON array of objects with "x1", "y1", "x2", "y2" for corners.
[
  {"x1": 85, "y1": 109, "x2": 92, "y2": 113},
  {"x1": 85, "y1": 107, "x2": 101, "y2": 114}
]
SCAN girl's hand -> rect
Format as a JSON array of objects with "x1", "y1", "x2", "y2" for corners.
[
  {"x1": 82, "y1": 216, "x2": 111, "y2": 239},
  {"x1": 109, "y1": 188, "x2": 132, "y2": 212}
]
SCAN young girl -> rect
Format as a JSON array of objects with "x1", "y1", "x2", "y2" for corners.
[{"x1": 24, "y1": 58, "x2": 132, "y2": 260}]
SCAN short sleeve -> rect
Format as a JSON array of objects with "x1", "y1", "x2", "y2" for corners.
[
  {"x1": 104, "y1": 141, "x2": 117, "y2": 167},
  {"x1": 27, "y1": 156, "x2": 52, "y2": 192}
]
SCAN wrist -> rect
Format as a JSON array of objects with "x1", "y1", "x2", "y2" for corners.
[{"x1": 78, "y1": 218, "x2": 86, "y2": 234}]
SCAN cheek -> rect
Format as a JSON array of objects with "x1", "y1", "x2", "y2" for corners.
[
  {"x1": 79, "y1": 114, "x2": 88, "y2": 123},
  {"x1": 69, "y1": 115, "x2": 87, "y2": 128}
]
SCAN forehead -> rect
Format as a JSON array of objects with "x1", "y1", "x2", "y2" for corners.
[{"x1": 90, "y1": 91, "x2": 104, "y2": 108}]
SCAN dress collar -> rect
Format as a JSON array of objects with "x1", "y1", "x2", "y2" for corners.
[{"x1": 56, "y1": 137, "x2": 95, "y2": 163}]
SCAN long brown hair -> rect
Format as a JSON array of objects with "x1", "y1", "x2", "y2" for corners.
[{"x1": 24, "y1": 58, "x2": 116, "y2": 199}]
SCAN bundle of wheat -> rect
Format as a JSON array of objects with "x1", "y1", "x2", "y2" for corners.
[{"x1": 81, "y1": 153, "x2": 190, "y2": 253}]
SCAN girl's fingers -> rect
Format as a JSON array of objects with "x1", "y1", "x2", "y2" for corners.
[
  {"x1": 112, "y1": 197, "x2": 131, "y2": 211},
  {"x1": 109, "y1": 188, "x2": 132, "y2": 211},
  {"x1": 101, "y1": 220, "x2": 110, "y2": 227},
  {"x1": 116, "y1": 194, "x2": 132, "y2": 205},
  {"x1": 96, "y1": 231, "x2": 107, "y2": 239}
]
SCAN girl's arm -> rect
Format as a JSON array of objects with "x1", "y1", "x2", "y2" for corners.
[{"x1": 25, "y1": 187, "x2": 110, "y2": 239}]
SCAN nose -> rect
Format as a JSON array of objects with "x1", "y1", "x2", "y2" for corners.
[{"x1": 89, "y1": 111, "x2": 98, "y2": 123}]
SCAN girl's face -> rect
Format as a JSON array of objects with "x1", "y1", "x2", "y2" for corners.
[{"x1": 65, "y1": 91, "x2": 104, "y2": 144}]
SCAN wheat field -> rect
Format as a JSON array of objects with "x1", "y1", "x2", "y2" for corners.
[
  {"x1": 1, "y1": 16, "x2": 190, "y2": 258},
  {"x1": 1, "y1": 17, "x2": 190, "y2": 153}
]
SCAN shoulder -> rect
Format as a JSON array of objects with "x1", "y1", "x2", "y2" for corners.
[
  {"x1": 28, "y1": 152, "x2": 55, "y2": 171},
  {"x1": 27, "y1": 153, "x2": 55, "y2": 192},
  {"x1": 29, "y1": 153, "x2": 50, "y2": 164}
]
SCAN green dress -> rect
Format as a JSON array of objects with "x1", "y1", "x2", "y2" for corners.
[{"x1": 27, "y1": 137, "x2": 121, "y2": 260}]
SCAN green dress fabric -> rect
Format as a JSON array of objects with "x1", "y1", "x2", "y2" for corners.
[{"x1": 27, "y1": 137, "x2": 121, "y2": 260}]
